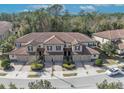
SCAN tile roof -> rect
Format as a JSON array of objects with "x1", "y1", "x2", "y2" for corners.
[
  {"x1": 16, "y1": 32, "x2": 93, "y2": 45},
  {"x1": 0, "y1": 21, "x2": 12, "y2": 34},
  {"x1": 74, "y1": 46, "x2": 100, "y2": 55},
  {"x1": 9, "y1": 47, "x2": 28, "y2": 55},
  {"x1": 43, "y1": 35, "x2": 65, "y2": 44},
  {"x1": 93, "y1": 29, "x2": 124, "y2": 40}
]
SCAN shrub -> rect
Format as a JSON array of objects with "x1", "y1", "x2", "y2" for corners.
[
  {"x1": 63, "y1": 63, "x2": 75, "y2": 70},
  {"x1": 31, "y1": 63, "x2": 44, "y2": 70},
  {"x1": 96, "y1": 79, "x2": 123, "y2": 89},
  {"x1": 1, "y1": 59, "x2": 11, "y2": 70},
  {"x1": 95, "y1": 58, "x2": 103, "y2": 67}
]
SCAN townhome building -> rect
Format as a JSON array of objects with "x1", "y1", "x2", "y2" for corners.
[
  {"x1": 9, "y1": 32, "x2": 100, "y2": 64},
  {"x1": 93, "y1": 29, "x2": 124, "y2": 55}
]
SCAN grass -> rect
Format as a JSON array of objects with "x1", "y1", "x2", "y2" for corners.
[
  {"x1": 0, "y1": 73, "x2": 7, "y2": 76},
  {"x1": 96, "y1": 70, "x2": 106, "y2": 73},
  {"x1": 28, "y1": 73, "x2": 40, "y2": 78},
  {"x1": 118, "y1": 65, "x2": 124, "y2": 69},
  {"x1": 63, "y1": 73, "x2": 77, "y2": 77},
  {"x1": 103, "y1": 59, "x2": 119, "y2": 66}
]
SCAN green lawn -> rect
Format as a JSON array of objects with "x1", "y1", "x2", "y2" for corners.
[
  {"x1": 96, "y1": 70, "x2": 106, "y2": 73},
  {"x1": 63, "y1": 73, "x2": 77, "y2": 77},
  {"x1": 28, "y1": 73, "x2": 41, "y2": 78},
  {"x1": 0, "y1": 60, "x2": 2, "y2": 69},
  {"x1": 0, "y1": 73, "x2": 7, "y2": 76},
  {"x1": 103, "y1": 59, "x2": 119, "y2": 66}
]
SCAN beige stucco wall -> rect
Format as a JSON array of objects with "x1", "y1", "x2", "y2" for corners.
[
  {"x1": 44, "y1": 44, "x2": 64, "y2": 52},
  {"x1": 93, "y1": 36, "x2": 110, "y2": 44},
  {"x1": 91, "y1": 54, "x2": 99, "y2": 59},
  {"x1": 117, "y1": 49, "x2": 124, "y2": 54}
]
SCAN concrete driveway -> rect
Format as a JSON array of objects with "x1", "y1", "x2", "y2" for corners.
[
  {"x1": 44, "y1": 61, "x2": 52, "y2": 72},
  {"x1": 54, "y1": 61, "x2": 63, "y2": 71}
]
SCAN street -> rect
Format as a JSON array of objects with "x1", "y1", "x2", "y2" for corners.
[{"x1": 0, "y1": 74, "x2": 124, "y2": 89}]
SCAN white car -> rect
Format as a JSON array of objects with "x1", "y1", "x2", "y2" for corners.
[{"x1": 106, "y1": 68, "x2": 121, "y2": 76}]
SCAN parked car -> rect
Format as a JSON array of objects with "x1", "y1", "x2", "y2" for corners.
[{"x1": 106, "y1": 68, "x2": 121, "y2": 76}]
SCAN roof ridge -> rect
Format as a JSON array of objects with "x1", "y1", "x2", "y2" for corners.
[{"x1": 44, "y1": 35, "x2": 56, "y2": 43}]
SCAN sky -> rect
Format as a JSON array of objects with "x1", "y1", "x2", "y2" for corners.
[{"x1": 1, "y1": 4, "x2": 124, "y2": 13}]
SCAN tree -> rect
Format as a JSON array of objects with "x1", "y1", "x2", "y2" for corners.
[
  {"x1": 0, "y1": 84, "x2": 6, "y2": 89},
  {"x1": 95, "y1": 58, "x2": 103, "y2": 67},
  {"x1": 1, "y1": 59, "x2": 11, "y2": 70},
  {"x1": 102, "y1": 42, "x2": 116, "y2": 57},
  {"x1": 28, "y1": 80, "x2": 55, "y2": 89},
  {"x1": 9, "y1": 83, "x2": 18, "y2": 89},
  {"x1": 96, "y1": 79, "x2": 123, "y2": 89}
]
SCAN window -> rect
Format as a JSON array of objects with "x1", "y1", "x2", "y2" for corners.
[
  {"x1": 28, "y1": 45, "x2": 33, "y2": 52},
  {"x1": 88, "y1": 43, "x2": 93, "y2": 47},
  {"x1": 56, "y1": 46, "x2": 61, "y2": 50},
  {"x1": 47, "y1": 46, "x2": 52, "y2": 51},
  {"x1": 16, "y1": 43, "x2": 21, "y2": 48},
  {"x1": 75, "y1": 45, "x2": 80, "y2": 50},
  {"x1": 12, "y1": 55, "x2": 14, "y2": 58},
  {"x1": 93, "y1": 55, "x2": 96, "y2": 57}
]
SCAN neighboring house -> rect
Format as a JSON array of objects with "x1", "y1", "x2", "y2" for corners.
[
  {"x1": 0, "y1": 21, "x2": 13, "y2": 41},
  {"x1": 93, "y1": 29, "x2": 124, "y2": 55},
  {"x1": 9, "y1": 32, "x2": 100, "y2": 63}
]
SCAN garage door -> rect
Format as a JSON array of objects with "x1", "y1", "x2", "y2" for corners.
[
  {"x1": 53, "y1": 55, "x2": 63, "y2": 62},
  {"x1": 45, "y1": 55, "x2": 52, "y2": 62},
  {"x1": 73, "y1": 55, "x2": 91, "y2": 62},
  {"x1": 17, "y1": 55, "x2": 28, "y2": 62},
  {"x1": 81, "y1": 55, "x2": 91, "y2": 62},
  {"x1": 73, "y1": 55, "x2": 81, "y2": 62}
]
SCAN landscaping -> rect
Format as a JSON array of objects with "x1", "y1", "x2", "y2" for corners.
[
  {"x1": 28, "y1": 72, "x2": 41, "y2": 78},
  {"x1": 31, "y1": 63, "x2": 44, "y2": 71},
  {"x1": 94, "y1": 58, "x2": 103, "y2": 67},
  {"x1": 63, "y1": 73, "x2": 77, "y2": 77},
  {"x1": 0, "y1": 73, "x2": 7, "y2": 76},
  {"x1": 103, "y1": 59, "x2": 119, "y2": 66},
  {"x1": 96, "y1": 70, "x2": 106, "y2": 73},
  {"x1": 1, "y1": 58, "x2": 11, "y2": 70},
  {"x1": 62, "y1": 59, "x2": 76, "y2": 70}
]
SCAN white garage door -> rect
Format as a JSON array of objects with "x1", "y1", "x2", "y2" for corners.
[
  {"x1": 45, "y1": 55, "x2": 52, "y2": 62},
  {"x1": 53, "y1": 55, "x2": 63, "y2": 62},
  {"x1": 73, "y1": 55, "x2": 81, "y2": 62},
  {"x1": 73, "y1": 55, "x2": 91, "y2": 62},
  {"x1": 17, "y1": 55, "x2": 28, "y2": 62},
  {"x1": 81, "y1": 55, "x2": 91, "y2": 62}
]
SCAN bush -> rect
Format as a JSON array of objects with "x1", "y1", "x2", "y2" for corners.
[
  {"x1": 96, "y1": 79, "x2": 123, "y2": 89},
  {"x1": 31, "y1": 63, "x2": 44, "y2": 70},
  {"x1": 63, "y1": 63, "x2": 75, "y2": 70},
  {"x1": 1, "y1": 59, "x2": 11, "y2": 70},
  {"x1": 95, "y1": 58, "x2": 103, "y2": 67}
]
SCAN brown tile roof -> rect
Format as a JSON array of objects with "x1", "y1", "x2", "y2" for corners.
[
  {"x1": 118, "y1": 43, "x2": 124, "y2": 49},
  {"x1": 74, "y1": 46, "x2": 100, "y2": 55},
  {"x1": 85, "y1": 47, "x2": 100, "y2": 55},
  {"x1": 0, "y1": 21, "x2": 12, "y2": 34},
  {"x1": 44, "y1": 35, "x2": 65, "y2": 44},
  {"x1": 16, "y1": 32, "x2": 93, "y2": 44},
  {"x1": 93, "y1": 29, "x2": 124, "y2": 40},
  {"x1": 9, "y1": 47, "x2": 28, "y2": 55}
]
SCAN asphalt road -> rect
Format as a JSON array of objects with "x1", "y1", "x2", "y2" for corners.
[{"x1": 0, "y1": 74, "x2": 124, "y2": 89}]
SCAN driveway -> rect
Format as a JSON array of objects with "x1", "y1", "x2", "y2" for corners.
[
  {"x1": 54, "y1": 61, "x2": 63, "y2": 71},
  {"x1": 44, "y1": 61, "x2": 52, "y2": 73}
]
